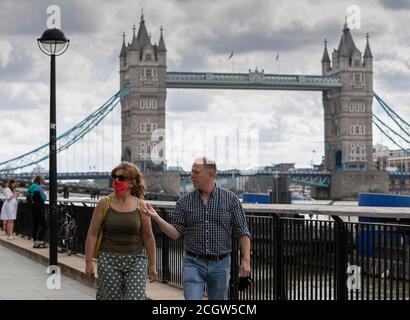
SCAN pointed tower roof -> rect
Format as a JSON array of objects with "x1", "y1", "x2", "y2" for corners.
[
  {"x1": 158, "y1": 26, "x2": 166, "y2": 52},
  {"x1": 364, "y1": 33, "x2": 373, "y2": 58},
  {"x1": 136, "y1": 12, "x2": 151, "y2": 50},
  {"x1": 321, "y1": 39, "x2": 330, "y2": 63},
  {"x1": 128, "y1": 24, "x2": 137, "y2": 50},
  {"x1": 337, "y1": 18, "x2": 358, "y2": 58},
  {"x1": 120, "y1": 32, "x2": 127, "y2": 58}
]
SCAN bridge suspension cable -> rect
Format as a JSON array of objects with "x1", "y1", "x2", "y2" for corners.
[
  {"x1": 0, "y1": 86, "x2": 130, "y2": 173},
  {"x1": 373, "y1": 92, "x2": 410, "y2": 138},
  {"x1": 373, "y1": 91, "x2": 410, "y2": 155},
  {"x1": 372, "y1": 115, "x2": 410, "y2": 154}
]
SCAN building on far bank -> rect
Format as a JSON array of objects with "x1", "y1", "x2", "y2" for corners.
[{"x1": 373, "y1": 144, "x2": 410, "y2": 192}]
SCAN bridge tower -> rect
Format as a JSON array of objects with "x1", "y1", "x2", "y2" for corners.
[
  {"x1": 119, "y1": 14, "x2": 166, "y2": 171},
  {"x1": 321, "y1": 22, "x2": 388, "y2": 198}
]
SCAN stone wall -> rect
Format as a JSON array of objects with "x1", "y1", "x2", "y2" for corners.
[
  {"x1": 144, "y1": 171, "x2": 180, "y2": 196},
  {"x1": 330, "y1": 171, "x2": 389, "y2": 200}
]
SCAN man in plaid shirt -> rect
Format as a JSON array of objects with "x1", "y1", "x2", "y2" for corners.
[{"x1": 143, "y1": 157, "x2": 251, "y2": 300}]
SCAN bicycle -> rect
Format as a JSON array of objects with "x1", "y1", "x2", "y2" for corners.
[{"x1": 58, "y1": 206, "x2": 77, "y2": 256}]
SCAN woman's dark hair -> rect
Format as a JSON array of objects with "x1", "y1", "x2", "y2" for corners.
[
  {"x1": 33, "y1": 175, "x2": 44, "y2": 184},
  {"x1": 7, "y1": 179, "x2": 16, "y2": 192}
]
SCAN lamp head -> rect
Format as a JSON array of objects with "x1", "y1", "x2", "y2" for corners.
[{"x1": 37, "y1": 28, "x2": 69, "y2": 56}]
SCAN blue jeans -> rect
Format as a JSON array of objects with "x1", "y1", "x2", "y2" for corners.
[{"x1": 183, "y1": 254, "x2": 231, "y2": 300}]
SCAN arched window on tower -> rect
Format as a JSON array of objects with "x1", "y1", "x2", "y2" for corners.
[
  {"x1": 122, "y1": 147, "x2": 132, "y2": 162},
  {"x1": 335, "y1": 151, "x2": 342, "y2": 171}
]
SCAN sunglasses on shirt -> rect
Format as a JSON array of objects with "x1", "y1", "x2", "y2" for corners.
[{"x1": 111, "y1": 174, "x2": 127, "y2": 181}]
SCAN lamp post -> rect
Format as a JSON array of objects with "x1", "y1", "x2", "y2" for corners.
[
  {"x1": 273, "y1": 172, "x2": 279, "y2": 204},
  {"x1": 37, "y1": 28, "x2": 69, "y2": 267}
]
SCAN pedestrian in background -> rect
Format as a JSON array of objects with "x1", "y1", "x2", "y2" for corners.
[
  {"x1": 1, "y1": 179, "x2": 20, "y2": 240},
  {"x1": 27, "y1": 175, "x2": 47, "y2": 248}
]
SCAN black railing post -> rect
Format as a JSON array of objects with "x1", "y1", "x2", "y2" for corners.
[
  {"x1": 273, "y1": 213, "x2": 285, "y2": 300},
  {"x1": 332, "y1": 215, "x2": 348, "y2": 300},
  {"x1": 160, "y1": 209, "x2": 170, "y2": 283},
  {"x1": 229, "y1": 237, "x2": 240, "y2": 300}
]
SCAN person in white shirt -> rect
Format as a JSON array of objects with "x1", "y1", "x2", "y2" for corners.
[{"x1": 1, "y1": 179, "x2": 20, "y2": 240}]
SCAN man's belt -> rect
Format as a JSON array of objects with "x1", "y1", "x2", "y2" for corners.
[{"x1": 186, "y1": 251, "x2": 229, "y2": 261}]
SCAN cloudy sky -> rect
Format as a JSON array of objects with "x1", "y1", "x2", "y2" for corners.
[{"x1": 0, "y1": 0, "x2": 409, "y2": 172}]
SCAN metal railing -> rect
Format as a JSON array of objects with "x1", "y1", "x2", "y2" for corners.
[{"x1": 2, "y1": 199, "x2": 410, "y2": 300}]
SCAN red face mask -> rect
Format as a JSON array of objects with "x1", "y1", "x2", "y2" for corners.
[{"x1": 112, "y1": 180, "x2": 130, "y2": 197}]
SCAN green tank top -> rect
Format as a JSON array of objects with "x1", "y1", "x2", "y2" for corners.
[{"x1": 101, "y1": 206, "x2": 144, "y2": 254}]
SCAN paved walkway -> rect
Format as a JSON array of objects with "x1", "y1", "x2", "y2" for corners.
[
  {"x1": 0, "y1": 231, "x2": 184, "y2": 300},
  {"x1": 0, "y1": 244, "x2": 95, "y2": 300}
]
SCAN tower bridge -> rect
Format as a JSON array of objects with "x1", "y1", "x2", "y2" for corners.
[
  {"x1": 119, "y1": 14, "x2": 387, "y2": 199},
  {"x1": 2, "y1": 14, "x2": 410, "y2": 199}
]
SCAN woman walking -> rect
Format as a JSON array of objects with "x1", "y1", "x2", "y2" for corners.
[
  {"x1": 1, "y1": 179, "x2": 20, "y2": 240},
  {"x1": 85, "y1": 161, "x2": 158, "y2": 300}
]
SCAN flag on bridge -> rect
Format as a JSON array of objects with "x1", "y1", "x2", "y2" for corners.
[
  {"x1": 228, "y1": 51, "x2": 234, "y2": 60},
  {"x1": 275, "y1": 53, "x2": 280, "y2": 73}
]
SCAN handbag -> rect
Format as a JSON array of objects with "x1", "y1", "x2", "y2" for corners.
[
  {"x1": 93, "y1": 195, "x2": 112, "y2": 258},
  {"x1": 238, "y1": 276, "x2": 254, "y2": 291}
]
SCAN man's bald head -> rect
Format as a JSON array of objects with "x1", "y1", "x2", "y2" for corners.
[
  {"x1": 191, "y1": 156, "x2": 217, "y2": 190},
  {"x1": 193, "y1": 156, "x2": 217, "y2": 173}
]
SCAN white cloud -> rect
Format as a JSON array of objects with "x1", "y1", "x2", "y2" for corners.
[{"x1": 0, "y1": 40, "x2": 13, "y2": 68}]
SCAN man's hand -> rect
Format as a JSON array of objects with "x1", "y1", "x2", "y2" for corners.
[
  {"x1": 138, "y1": 199, "x2": 149, "y2": 211},
  {"x1": 140, "y1": 203, "x2": 160, "y2": 222},
  {"x1": 239, "y1": 258, "x2": 251, "y2": 277}
]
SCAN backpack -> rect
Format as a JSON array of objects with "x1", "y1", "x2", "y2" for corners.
[{"x1": 25, "y1": 191, "x2": 33, "y2": 204}]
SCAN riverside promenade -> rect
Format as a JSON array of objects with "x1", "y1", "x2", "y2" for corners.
[{"x1": 0, "y1": 231, "x2": 184, "y2": 300}]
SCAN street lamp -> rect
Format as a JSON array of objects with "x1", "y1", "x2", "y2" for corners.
[
  {"x1": 273, "y1": 172, "x2": 279, "y2": 204},
  {"x1": 37, "y1": 28, "x2": 69, "y2": 267}
]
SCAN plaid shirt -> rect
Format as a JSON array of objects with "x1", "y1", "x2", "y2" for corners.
[{"x1": 172, "y1": 186, "x2": 251, "y2": 256}]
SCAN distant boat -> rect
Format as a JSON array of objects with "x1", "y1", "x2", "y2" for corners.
[{"x1": 291, "y1": 194, "x2": 314, "y2": 202}]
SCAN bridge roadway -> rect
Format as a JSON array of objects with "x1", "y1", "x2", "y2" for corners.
[{"x1": 165, "y1": 71, "x2": 343, "y2": 91}]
